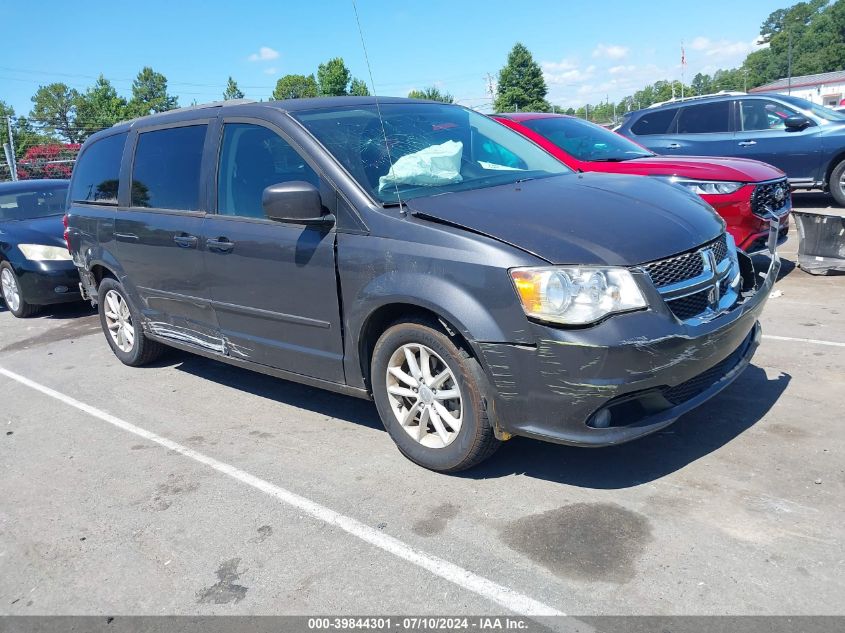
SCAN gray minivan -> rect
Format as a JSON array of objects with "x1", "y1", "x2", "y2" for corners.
[{"x1": 67, "y1": 97, "x2": 779, "y2": 471}]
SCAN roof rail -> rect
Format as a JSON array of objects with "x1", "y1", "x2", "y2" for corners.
[
  {"x1": 647, "y1": 91, "x2": 746, "y2": 109},
  {"x1": 113, "y1": 99, "x2": 257, "y2": 127}
]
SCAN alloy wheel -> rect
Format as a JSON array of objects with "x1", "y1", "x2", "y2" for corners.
[
  {"x1": 103, "y1": 289, "x2": 136, "y2": 353},
  {"x1": 385, "y1": 343, "x2": 463, "y2": 449},
  {"x1": 1, "y1": 268, "x2": 21, "y2": 313}
]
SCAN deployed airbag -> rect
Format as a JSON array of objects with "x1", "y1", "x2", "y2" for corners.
[{"x1": 379, "y1": 140, "x2": 463, "y2": 191}]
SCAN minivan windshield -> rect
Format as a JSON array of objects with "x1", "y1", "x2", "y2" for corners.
[
  {"x1": 0, "y1": 182, "x2": 68, "y2": 222},
  {"x1": 776, "y1": 94, "x2": 845, "y2": 122},
  {"x1": 293, "y1": 103, "x2": 571, "y2": 204},
  {"x1": 520, "y1": 116, "x2": 654, "y2": 162}
]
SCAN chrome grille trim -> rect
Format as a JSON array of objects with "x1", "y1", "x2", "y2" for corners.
[{"x1": 637, "y1": 233, "x2": 740, "y2": 323}]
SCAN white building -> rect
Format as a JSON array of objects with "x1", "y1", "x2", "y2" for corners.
[{"x1": 749, "y1": 70, "x2": 845, "y2": 107}]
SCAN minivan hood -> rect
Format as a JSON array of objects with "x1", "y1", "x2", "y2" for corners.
[
  {"x1": 603, "y1": 155, "x2": 785, "y2": 182},
  {"x1": 0, "y1": 215, "x2": 66, "y2": 248},
  {"x1": 407, "y1": 172, "x2": 724, "y2": 266}
]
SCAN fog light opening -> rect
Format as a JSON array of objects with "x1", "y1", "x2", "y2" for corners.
[
  {"x1": 588, "y1": 409, "x2": 612, "y2": 429},
  {"x1": 54, "y1": 286, "x2": 69, "y2": 294}
]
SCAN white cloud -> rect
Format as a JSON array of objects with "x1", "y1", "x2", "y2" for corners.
[
  {"x1": 609, "y1": 65, "x2": 637, "y2": 75},
  {"x1": 541, "y1": 59, "x2": 596, "y2": 85},
  {"x1": 544, "y1": 62, "x2": 671, "y2": 109},
  {"x1": 592, "y1": 44, "x2": 629, "y2": 60},
  {"x1": 688, "y1": 36, "x2": 764, "y2": 62},
  {"x1": 248, "y1": 46, "x2": 280, "y2": 62}
]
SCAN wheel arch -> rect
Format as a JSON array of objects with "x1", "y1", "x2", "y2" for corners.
[
  {"x1": 357, "y1": 302, "x2": 477, "y2": 392},
  {"x1": 824, "y1": 149, "x2": 845, "y2": 188}
]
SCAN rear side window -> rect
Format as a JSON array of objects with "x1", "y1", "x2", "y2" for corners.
[
  {"x1": 131, "y1": 125, "x2": 206, "y2": 210},
  {"x1": 217, "y1": 123, "x2": 319, "y2": 219},
  {"x1": 630, "y1": 108, "x2": 678, "y2": 135},
  {"x1": 677, "y1": 101, "x2": 731, "y2": 133},
  {"x1": 70, "y1": 133, "x2": 126, "y2": 205}
]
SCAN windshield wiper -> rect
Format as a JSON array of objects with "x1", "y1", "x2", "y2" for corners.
[{"x1": 591, "y1": 155, "x2": 652, "y2": 162}]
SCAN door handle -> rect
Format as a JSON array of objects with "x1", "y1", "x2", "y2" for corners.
[
  {"x1": 738, "y1": 140, "x2": 757, "y2": 146},
  {"x1": 173, "y1": 234, "x2": 198, "y2": 248},
  {"x1": 206, "y1": 237, "x2": 235, "y2": 253},
  {"x1": 114, "y1": 232, "x2": 138, "y2": 242},
  {"x1": 666, "y1": 143, "x2": 681, "y2": 149}
]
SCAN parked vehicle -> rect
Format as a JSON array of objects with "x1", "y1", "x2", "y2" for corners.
[
  {"x1": 494, "y1": 113, "x2": 791, "y2": 252},
  {"x1": 0, "y1": 179, "x2": 80, "y2": 317},
  {"x1": 616, "y1": 92, "x2": 845, "y2": 205},
  {"x1": 67, "y1": 98, "x2": 779, "y2": 471}
]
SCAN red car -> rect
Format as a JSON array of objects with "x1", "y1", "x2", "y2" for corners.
[{"x1": 494, "y1": 113, "x2": 791, "y2": 252}]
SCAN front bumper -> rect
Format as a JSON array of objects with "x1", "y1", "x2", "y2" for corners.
[
  {"x1": 14, "y1": 260, "x2": 81, "y2": 306},
  {"x1": 477, "y1": 234, "x2": 780, "y2": 446}
]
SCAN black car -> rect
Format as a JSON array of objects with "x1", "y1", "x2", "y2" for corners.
[
  {"x1": 0, "y1": 179, "x2": 81, "y2": 317},
  {"x1": 616, "y1": 92, "x2": 845, "y2": 205},
  {"x1": 67, "y1": 98, "x2": 779, "y2": 472}
]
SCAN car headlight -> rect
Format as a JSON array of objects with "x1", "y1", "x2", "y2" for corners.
[
  {"x1": 18, "y1": 244, "x2": 73, "y2": 261},
  {"x1": 510, "y1": 267, "x2": 647, "y2": 325},
  {"x1": 663, "y1": 178, "x2": 744, "y2": 195}
]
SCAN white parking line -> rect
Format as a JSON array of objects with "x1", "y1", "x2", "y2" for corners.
[
  {"x1": 762, "y1": 334, "x2": 845, "y2": 348},
  {"x1": 0, "y1": 365, "x2": 564, "y2": 617}
]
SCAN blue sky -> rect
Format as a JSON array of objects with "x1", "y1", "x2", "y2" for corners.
[{"x1": 1, "y1": 0, "x2": 787, "y2": 116}]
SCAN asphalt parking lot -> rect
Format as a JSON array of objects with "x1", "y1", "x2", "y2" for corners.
[{"x1": 1, "y1": 193, "x2": 844, "y2": 617}]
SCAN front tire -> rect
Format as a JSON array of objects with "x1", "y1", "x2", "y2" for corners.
[
  {"x1": 829, "y1": 159, "x2": 845, "y2": 207},
  {"x1": 1, "y1": 262, "x2": 39, "y2": 318},
  {"x1": 97, "y1": 277, "x2": 164, "y2": 366},
  {"x1": 371, "y1": 320, "x2": 500, "y2": 472}
]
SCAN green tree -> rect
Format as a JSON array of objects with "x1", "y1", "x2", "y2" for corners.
[
  {"x1": 407, "y1": 86, "x2": 454, "y2": 103},
  {"x1": 223, "y1": 76, "x2": 245, "y2": 100},
  {"x1": 690, "y1": 72, "x2": 714, "y2": 95},
  {"x1": 271, "y1": 74, "x2": 319, "y2": 100},
  {"x1": 30, "y1": 83, "x2": 81, "y2": 142},
  {"x1": 74, "y1": 75, "x2": 128, "y2": 140},
  {"x1": 317, "y1": 57, "x2": 351, "y2": 96},
  {"x1": 349, "y1": 78, "x2": 371, "y2": 96},
  {"x1": 127, "y1": 67, "x2": 178, "y2": 117},
  {"x1": 494, "y1": 43, "x2": 550, "y2": 113}
]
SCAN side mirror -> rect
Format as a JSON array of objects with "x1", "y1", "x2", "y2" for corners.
[
  {"x1": 784, "y1": 115, "x2": 810, "y2": 130},
  {"x1": 261, "y1": 181, "x2": 334, "y2": 225}
]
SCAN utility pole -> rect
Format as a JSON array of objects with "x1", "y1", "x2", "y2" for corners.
[
  {"x1": 787, "y1": 30, "x2": 793, "y2": 94},
  {"x1": 5, "y1": 117, "x2": 17, "y2": 181},
  {"x1": 485, "y1": 73, "x2": 495, "y2": 102}
]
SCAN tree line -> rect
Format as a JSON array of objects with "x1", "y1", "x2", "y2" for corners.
[{"x1": 0, "y1": 54, "x2": 457, "y2": 162}]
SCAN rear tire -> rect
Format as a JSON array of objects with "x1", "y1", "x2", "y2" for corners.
[
  {"x1": 1, "y1": 262, "x2": 39, "y2": 318},
  {"x1": 97, "y1": 277, "x2": 164, "y2": 366},
  {"x1": 371, "y1": 319, "x2": 500, "y2": 472},
  {"x1": 829, "y1": 159, "x2": 845, "y2": 207}
]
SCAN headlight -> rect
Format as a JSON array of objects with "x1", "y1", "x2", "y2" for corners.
[
  {"x1": 510, "y1": 267, "x2": 647, "y2": 325},
  {"x1": 664, "y1": 178, "x2": 744, "y2": 195},
  {"x1": 17, "y1": 244, "x2": 73, "y2": 261}
]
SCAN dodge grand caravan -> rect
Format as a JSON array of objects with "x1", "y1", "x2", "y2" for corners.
[{"x1": 66, "y1": 97, "x2": 780, "y2": 472}]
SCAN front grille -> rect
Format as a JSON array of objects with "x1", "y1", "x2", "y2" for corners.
[
  {"x1": 643, "y1": 251, "x2": 704, "y2": 288},
  {"x1": 751, "y1": 178, "x2": 790, "y2": 217},
  {"x1": 711, "y1": 233, "x2": 728, "y2": 262},
  {"x1": 666, "y1": 290, "x2": 709, "y2": 320},
  {"x1": 662, "y1": 340, "x2": 748, "y2": 405},
  {"x1": 643, "y1": 234, "x2": 728, "y2": 289}
]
